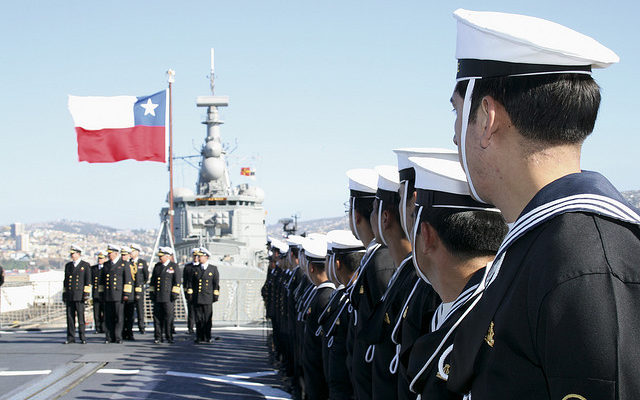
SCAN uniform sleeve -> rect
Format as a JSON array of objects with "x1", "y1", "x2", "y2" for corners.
[
  {"x1": 84, "y1": 262, "x2": 92, "y2": 294},
  {"x1": 213, "y1": 267, "x2": 220, "y2": 302},
  {"x1": 142, "y1": 260, "x2": 149, "y2": 283},
  {"x1": 0, "y1": 267, "x2": 4, "y2": 286},
  {"x1": 123, "y1": 264, "x2": 133, "y2": 296},
  {"x1": 535, "y1": 274, "x2": 625, "y2": 400}
]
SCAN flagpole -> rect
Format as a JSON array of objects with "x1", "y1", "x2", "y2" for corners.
[{"x1": 167, "y1": 69, "x2": 176, "y2": 243}]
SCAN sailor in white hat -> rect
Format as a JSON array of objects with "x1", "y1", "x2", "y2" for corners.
[
  {"x1": 446, "y1": 9, "x2": 640, "y2": 399},
  {"x1": 149, "y1": 246, "x2": 180, "y2": 344},
  {"x1": 300, "y1": 234, "x2": 335, "y2": 400},
  {"x1": 390, "y1": 149, "x2": 454, "y2": 399},
  {"x1": 129, "y1": 243, "x2": 149, "y2": 334},
  {"x1": 345, "y1": 168, "x2": 395, "y2": 400},
  {"x1": 183, "y1": 247, "x2": 201, "y2": 334},
  {"x1": 63, "y1": 244, "x2": 92, "y2": 344},
  {"x1": 319, "y1": 230, "x2": 365, "y2": 400},
  {"x1": 403, "y1": 155, "x2": 505, "y2": 399}
]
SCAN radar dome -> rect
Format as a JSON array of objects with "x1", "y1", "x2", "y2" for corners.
[
  {"x1": 204, "y1": 141, "x2": 222, "y2": 157},
  {"x1": 201, "y1": 157, "x2": 225, "y2": 181},
  {"x1": 173, "y1": 187, "x2": 195, "y2": 200}
]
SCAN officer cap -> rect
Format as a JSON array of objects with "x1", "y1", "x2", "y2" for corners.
[
  {"x1": 130, "y1": 243, "x2": 142, "y2": 252},
  {"x1": 70, "y1": 244, "x2": 83, "y2": 254},
  {"x1": 107, "y1": 244, "x2": 120, "y2": 253},
  {"x1": 158, "y1": 246, "x2": 174, "y2": 256}
]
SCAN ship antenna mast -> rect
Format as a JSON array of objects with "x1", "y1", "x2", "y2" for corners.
[{"x1": 210, "y1": 48, "x2": 215, "y2": 95}]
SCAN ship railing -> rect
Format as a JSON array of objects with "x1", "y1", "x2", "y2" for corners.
[{"x1": 0, "y1": 279, "x2": 265, "y2": 329}]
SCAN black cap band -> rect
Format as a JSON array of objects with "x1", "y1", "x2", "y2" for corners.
[
  {"x1": 416, "y1": 189, "x2": 493, "y2": 210},
  {"x1": 457, "y1": 58, "x2": 592, "y2": 80},
  {"x1": 350, "y1": 189, "x2": 376, "y2": 198},
  {"x1": 399, "y1": 167, "x2": 415, "y2": 184},
  {"x1": 376, "y1": 188, "x2": 400, "y2": 206}
]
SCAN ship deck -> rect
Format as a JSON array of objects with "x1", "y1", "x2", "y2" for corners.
[{"x1": 0, "y1": 324, "x2": 290, "y2": 400}]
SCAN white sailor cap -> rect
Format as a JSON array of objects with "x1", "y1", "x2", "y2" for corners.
[
  {"x1": 130, "y1": 243, "x2": 142, "y2": 252},
  {"x1": 346, "y1": 168, "x2": 378, "y2": 198},
  {"x1": 454, "y1": 8, "x2": 619, "y2": 80},
  {"x1": 302, "y1": 236, "x2": 327, "y2": 261},
  {"x1": 106, "y1": 244, "x2": 120, "y2": 253},
  {"x1": 393, "y1": 148, "x2": 458, "y2": 184},
  {"x1": 374, "y1": 165, "x2": 400, "y2": 204},
  {"x1": 96, "y1": 250, "x2": 107, "y2": 259},
  {"x1": 198, "y1": 247, "x2": 212, "y2": 257},
  {"x1": 409, "y1": 156, "x2": 493, "y2": 210},
  {"x1": 286, "y1": 235, "x2": 305, "y2": 248},
  {"x1": 70, "y1": 244, "x2": 83, "y2": 254},
  {"x1": 326, "y1": 230, "x2": 364, "y2": 253},
  {"x1": 270, "y1": 239, "x2": 289, "y2": 254},
  {"x1": 157, "y1": 246, "x2": 174, "y2": 256}
]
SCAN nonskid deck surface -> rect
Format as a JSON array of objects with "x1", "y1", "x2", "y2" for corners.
[{"x1": 0, "y1": 325, "x2": 290, "y2": 400}]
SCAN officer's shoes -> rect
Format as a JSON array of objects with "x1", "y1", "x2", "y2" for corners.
[
  {"x1": 64, "y1": 339, "x2": 75, "y2": 344},
  {"x1": 194, "y1": 339, "x2": 201, "y2": 344},
  {"x1": 104, "y1": 340, "x2": 111, "y2": 344},
  {"x1": 139, "y1": 329, "x2": 145, "y2": 334},
  {"x1": 154, "y1": 339, "x2": 160, "y2": 344},
  {"x1": 167, "y1": 339, "x2": 175, "y2": 344},
  {"x1": 81, "y1": 340, "x2": 87, "y2": 344},
  {"x1": 116, "y1": 340, "x2": 123, "y2": 344}
]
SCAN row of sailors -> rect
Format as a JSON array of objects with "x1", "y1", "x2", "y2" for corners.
[
  {"x1": 63, "y1": 244, "x2": 219, "y2": 345},
  {"x1": 263, "y1": 147, "x2": 507, "y2": 400},
  {"x1": 266, "y1": 8, "x2": 640, "y2": 400}
]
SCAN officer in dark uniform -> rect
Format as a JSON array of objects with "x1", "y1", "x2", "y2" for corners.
[
  {"x1": 121, "y1": 246, "x2": 137, "y2": 340},
  {"x1": 130, "y1": 243, "x2": 149, "y2": 334},
  {"x1": 183, "y1": 247, "x2": 200, "y2": 335},
  {"x1": 63, "y1": 244, "x2": 92, "y2": 344},
  {"x1": 101, "y1": 244, "x2": 133, "y2": 344},
  {"x1": 192, "y1": 247, "x2": 220, "y2": 343},
  {"x1": 149, "y1": 246, "x2": 180, "y2": 344},
  {"x1": 91, "y1": 250, "x2": 107, "y2": 334},
  {"x1": 446, "y1": 9, "x2": 640, "y2": 400}
]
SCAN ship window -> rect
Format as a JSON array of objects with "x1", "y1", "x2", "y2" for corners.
[{"x1": 229, "y1": 201, "x2": 236, "y2": 205}]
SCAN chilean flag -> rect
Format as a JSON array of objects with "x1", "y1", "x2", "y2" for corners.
[{"x1": 68, "y1": 90, "x2": 167, "y2": 163}]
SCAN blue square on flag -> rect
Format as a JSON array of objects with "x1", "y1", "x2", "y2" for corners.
[{"x1": 134, "y1": 90, "x2": 166, "y2": 126}]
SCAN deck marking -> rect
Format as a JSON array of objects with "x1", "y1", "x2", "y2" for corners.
[
  {"x1": 97, "y1": 368, "x2": 140, "y2": 374},
  {"x1": 166, "y1": 370, "x2": 290, "y2": 399},
  {"x1": 0, "y1": 370, "x2": 52, "y2": 376}
]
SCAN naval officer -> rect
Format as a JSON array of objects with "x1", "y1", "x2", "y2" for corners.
[
  {"x1": 101, "y1": 244, "x2": 133, "y2": 343},
  {"x1": 91, "y1": 250, "x2": 107, "y2": 334},
  {"x1": 192, "y1": 247, "x2": 220, "y2": 344},
  {"x1": 121, "y1": 246, "x2": 137, "y2": 340},
  {"x1": 150, "y1": 246, "x2": 181, "y2": 344},
  {"x1": 183, "y1": 247, "x2": 200, "y2": 334},
  {"x1": 446, "y1": 9, "x2": 640, "y2": 399},
  {"x1": 130, "y1": 243, "x2": 149, "y2": 334},
  {"x1": 63, "y1": 245, "x2": 91, "y2": 344}
]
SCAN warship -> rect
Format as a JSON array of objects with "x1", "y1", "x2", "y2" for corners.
[{"x1": 159, "y1": 50, "x2": 268, "y2": 275}]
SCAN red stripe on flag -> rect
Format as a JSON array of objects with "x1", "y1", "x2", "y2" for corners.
[{"x1": 76, "y1": 126, "x2": 165, "y2": 163}]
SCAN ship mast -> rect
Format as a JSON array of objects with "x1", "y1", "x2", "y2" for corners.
[{"x1": 196, "y1": 48, "x2": 231, "y2": 196}]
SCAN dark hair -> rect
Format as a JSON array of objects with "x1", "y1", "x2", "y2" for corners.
[
  {"x1": 353, "y1": 197, "x2": 375, "y2": 220},
  {"x1": 419, "y1": 207, "x2": 507, "y2": 260},
  {"x1": 309, "y1": 260, "x2": 326, "y2": 272},
  {"x1": 455, "y1": 74, "x2": 600, "y2": 144},
  {"x1": 335, "y1": 251, "x2": 364, "y2": 273},
  {"x1": 290, "y1": 247, "x2": 299, "y2": 257}
]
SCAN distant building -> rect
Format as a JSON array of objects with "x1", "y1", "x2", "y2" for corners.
[
  {"x1": 11, "y1": 222, "x2": 24, "y2": 238},
  {"x1": 16, "y1": 234, "x2": 29, "y2": 251}
]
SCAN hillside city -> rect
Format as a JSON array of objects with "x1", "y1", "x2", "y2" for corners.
[{"x1": 3, "y1": 190, "x2": 638, "y2": 274}]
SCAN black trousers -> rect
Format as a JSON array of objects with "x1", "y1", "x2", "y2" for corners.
[
  {"x1": 123, "y1": 301, "x2": 136, "y2": 338},
  {"x1": 92, "y1": 298, "x2": 105, "y2": 333},
  {"x1": 104, "y1": 301, "x2": 124, "y2": 342},
  {"x1": 186, "y1": 301, "x2": 195, "y2": 332},
  {"x1": 134, "y1": 293, "x2": 146, "y2": 330},
  {"x1": 153, "y1": 301, "x2": 174, "y2": 341},
  {"x1": 194, "y1": 303, "x2": 212, "y2": 341},
  {"x1": 66, "y1": 301, "x2": 86, "y2": 342}
]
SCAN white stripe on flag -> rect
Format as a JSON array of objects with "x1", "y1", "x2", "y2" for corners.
[{"x1": 68, "y1": 95, "x2": 137, "y2": 130}]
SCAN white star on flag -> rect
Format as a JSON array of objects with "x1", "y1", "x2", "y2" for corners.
[{"x1": 140, "y1": 98, "x2": 159, "y2": 116}]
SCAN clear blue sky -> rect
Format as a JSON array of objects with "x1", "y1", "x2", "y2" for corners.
[{"x1": 1, "y1": 1, "x2": 638, "y2": 230}]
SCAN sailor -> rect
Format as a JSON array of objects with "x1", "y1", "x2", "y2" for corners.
[
  {"x1": 321, "y1": 229, "x2": 364, "y2": 400},
  {"x1": 283, "y1": 235, "x2": 305, "y2": 395},
  {"x1": 192, "y1": 247, "x2": 220, "y2": 344},
  {"x1": 91, "y1": 250, "x2": 107, "y2": 334},
  {"x1": 149, "y1": 246, "x2": 180, "y2": 344},
  {"x1": 390, "y1": 148, "x2": 453, "y2": 400},
  {"x1": 403, "y1": 156, "x2": 506, "y2": 399},
  {"x1": 300, "y1": 235, "x2": 335, "y2": 400},
  {"x1": 445, "y1": 9, "x2": 640, "y2": 399},
  {"x1": 346, "y1": 168, "x2": 395, "y2": 399},
  {"x1": 130, "y1": 243, "x2": 149, "y2": 334},
  {"x1": 360, "y1": 165, "x2": 417, "y2": 399},
  {"x1": 101, "y1": 244, "x2": 133, "y2": 344},
  {"x1": 121, "y1": 246, "x2": 137, "y2": 340},
  {"x1": 183, "y1": 247, "x2": 200, "y2": 334},
  {"x1": 63, "y1": 244, "x2": 91, "y2": 344}
]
